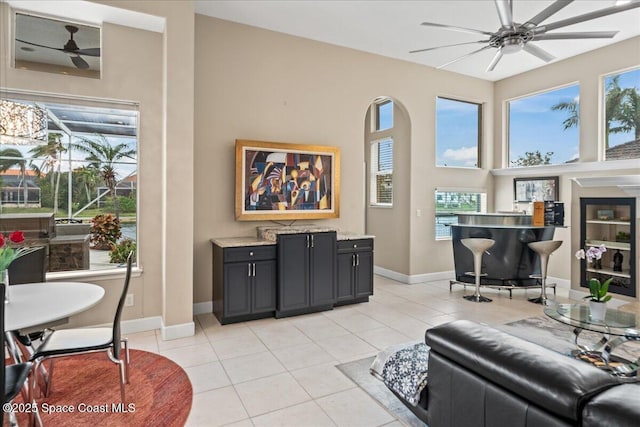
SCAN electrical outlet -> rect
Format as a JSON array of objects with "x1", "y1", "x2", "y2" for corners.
[{"x1": 125, "y1": 294, "x2": 134, "y2": 307}]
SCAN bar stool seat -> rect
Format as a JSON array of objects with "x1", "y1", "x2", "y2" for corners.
[
  {"x1": 461, "y1": 238, "x2": 495, "y2": 303},
  {"x1": 527, "y1": 240, "x2": 562, "y2": 305}
]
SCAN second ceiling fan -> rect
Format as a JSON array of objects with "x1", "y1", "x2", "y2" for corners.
[{"x1": 410, "y1": 0, "x2": 640, "y2": 72}]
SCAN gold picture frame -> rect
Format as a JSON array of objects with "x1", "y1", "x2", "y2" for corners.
[{"x1": 235, "y1": 140, "x2": 340, "y2": 221}]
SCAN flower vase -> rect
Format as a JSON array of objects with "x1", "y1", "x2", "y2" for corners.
[
  {"x1": 589, "y1": 300, "x2": 606, "y2": 321},
  {"x1": 1, "y1": 269, "x2": 9, "y2": 303},
  {"x1": 592, "y1": 259, "x2": 602, "y2": 270}
]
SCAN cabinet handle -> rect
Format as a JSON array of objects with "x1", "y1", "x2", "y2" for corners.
[
  {"x1": 352, "y1": 253, "x2": 356, "y2": 267},
  {"x1": 306, "y1": 235, "x2": 310, "y2": 248},
  {"x1": 356, "y1": 253, "x2": 360, "y2": 266},
  {"x1": 248, "y1": 263, "x2": 252, "y2": 277},
  {"x1": 252, "y1": 263, "x2": 256, "y2": 277},
  {"x1": 311, "y1": 234, "x2": 314, "y2": 248}
]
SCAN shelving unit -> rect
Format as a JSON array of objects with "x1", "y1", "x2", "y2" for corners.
[{"x1": 580, "y1": 197, "x2": 636, "y2": 298}]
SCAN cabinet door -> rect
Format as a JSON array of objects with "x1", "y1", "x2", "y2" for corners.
[
  {"x1": 336, "y1": 252, "x2": 355, "y2": 302},
  {"x1": 223, "y1": 262, "x2": 252, "y2": 317},
  {"x1": 252, "y1": 260, "x2": 277, "y2": 313},
  {"x1": 355, "y1": 251, "x2": 373, "y2": 298},
  {"x1": 278, "y1": 234, "x2": 310, "y2": 311},
  {"x1": 309, "y1": 232, "x2": 336, "y2": 306}
]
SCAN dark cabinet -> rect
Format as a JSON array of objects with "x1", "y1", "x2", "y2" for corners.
[
  {"x1": 277, "y1": 232, "x2": 337, "y2": 317},
  {"x1": 213, "y1": 243, "x2": 277, "y2": 324},
  {"x1": 336, "y1": 239, "x2": 374, "y2": 305}
]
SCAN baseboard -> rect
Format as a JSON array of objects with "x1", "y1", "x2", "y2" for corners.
[
  {"x1": 161, "y1": 320, "x2": 195, "y2": 340},
  {"x1": 374, "y1": 266, "x2": 455, "y2": 284},
  {"x1": 193, "y1": 301, "x2": 213, "y2": 315},
  {"x1": 120, "y1": 316, "x2": 163, "y2": 334}
]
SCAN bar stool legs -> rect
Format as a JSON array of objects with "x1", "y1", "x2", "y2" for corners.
[
  {"x1": 461, "y1": 238, "x2": 495, "y2": 303},
  {"x1": 527, "y1": 240, "x2": 563, "y2": 305}
]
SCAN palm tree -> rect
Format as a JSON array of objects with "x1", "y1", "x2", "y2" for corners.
[
  {"x1": 617, "y1": 87, "x2": 640, "y2": 140},
  {"x1": 604, "y1": 76, "x2": 627, "y2": 148},
  {"x1": 74, "y1": 165, "x2": 99, "y2": 207},
  {"x1": 29, "y1": 132, "x2": 66, "y2": 213},
  {"x1": 0, "y1": 148, "x2": 28, "y2": 208},
  {"x1": 551, "y1": 99, "x2": 579, "y2": 131},
  {"x1": 72, "y1": 134, "x2": 135, "y2": 219}
]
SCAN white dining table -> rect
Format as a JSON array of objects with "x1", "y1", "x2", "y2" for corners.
[{"x1": 4, "y1": 281, "x2": 105, "y2": 331}]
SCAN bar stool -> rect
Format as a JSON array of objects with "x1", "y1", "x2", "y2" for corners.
[
  {"x1": 527, "y1": 240, "x2": 562, "y2": 305},
  {"x1": 461, "y1": 238, "x2": 495, "y2": 303}
]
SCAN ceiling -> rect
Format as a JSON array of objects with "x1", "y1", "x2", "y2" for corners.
[
  {"x1": 194, "y1": 0, "x2": 640, "y2": 81},
  {"x1": 4, "y1": 1, "x2": 639, "y2": 82}
]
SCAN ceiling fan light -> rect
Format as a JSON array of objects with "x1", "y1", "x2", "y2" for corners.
[{"x1": 502, "y1": 38, "x2": 524, "y2": 54}]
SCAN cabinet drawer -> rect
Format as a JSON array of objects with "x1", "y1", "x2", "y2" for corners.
[
  {"x1": 337, "y1": 239, "x2": 373, "y2": 253},
  {"x1": 224, "y1": 246, "x2": 276, "y2": 262}
]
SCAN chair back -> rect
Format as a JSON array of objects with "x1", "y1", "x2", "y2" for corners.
[
  {"x1": 1, "y1": 283, "x2": 6, "y2": 411},
  {"x1": 8, "y1": 246, "x2": 46, "y2": 285},
  {"x1": 112, "y1": 252, "x2": 133, "y2": 359}
]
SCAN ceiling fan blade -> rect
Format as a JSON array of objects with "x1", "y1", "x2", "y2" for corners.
[
  {"x1": 495, "y1": 0, "x2": 515, "y2": 29},
  {"x1": 486, "y1": 49, "x2": 504, "y2": 72},
  {"x1": 533, "y1": 31, "x2": 618, "y2": 41},
  {"x1": 522, "y1": 43, "x2": 555, "y2": 62},
  {"x1": 436, "y1": 45, "x2": 493, "y2": 69},
  {"x1": 538, "y1": 2, "x2": 640, "y2": 33},
  {"x1": 16, "y1": 39, "x2": 64, "y2": 52},
  {"x1": 75, "y1": 47, "x2": 101, "y2": 57},
  {"x1": 420, "y1": 22, "x2": 494, "y2": 36},
  {"x1": 410, "y1": 40, "x2": 489, "y2": 54},
  {"x1": 523, "y1": 0, "x2": 573, "y2": 28},
  {"x1": 71, "y1": 55, "x2": 90, "y2": 70}
]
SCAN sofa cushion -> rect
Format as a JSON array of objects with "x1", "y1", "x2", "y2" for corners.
[
  {"x1": 582, "y1": 383, "x2": 640, "y2": 427},
  {"x1": 425, "y1": 320, "x2": 620, "y2": 421}
]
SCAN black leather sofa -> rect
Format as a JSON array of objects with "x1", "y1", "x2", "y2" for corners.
[{"x1": 397, "y1": 320, "x2": 640, "y2": 427}]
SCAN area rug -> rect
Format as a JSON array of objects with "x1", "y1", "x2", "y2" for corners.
[
  {"x1": 14, "y1": 349, "x2": 192, "y2": 427},
  {"x1": 336, "y1": 316, "x2": 640, "y2": 427}
]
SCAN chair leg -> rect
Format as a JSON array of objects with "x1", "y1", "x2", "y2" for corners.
[
  {"x1": 122, "y1": 338, "x2": 130, "y2": 384},
  {"x1": 108, "y1": 349, "x2": 127, "y2": 403},
  {"x1": 44, "y1": 359, "x2": 55, "y2": 397}
]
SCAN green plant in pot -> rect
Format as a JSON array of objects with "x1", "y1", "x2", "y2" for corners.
[{"x1": 583, "y1": 277, "x2": 612, "y2": 321}]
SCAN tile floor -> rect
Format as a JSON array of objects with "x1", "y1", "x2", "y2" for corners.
[{"x1": 124, "y1": 277, "x2": 639, "y2": 427}]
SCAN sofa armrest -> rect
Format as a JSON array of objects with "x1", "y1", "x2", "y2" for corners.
[
  {"x1": 425, "y1": 320, "x2": 620, "y2": 421},
  {"x1": 582, "y1": 383, "x2": 640, "y2": 427}
]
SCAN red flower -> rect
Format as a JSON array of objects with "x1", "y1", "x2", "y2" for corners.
[
  {"x1": 8, "y1": 231, "x2": 24, "y2": 244},
  {"x1": 0, "y1": 234, "x2": 4, "y2": 248}
]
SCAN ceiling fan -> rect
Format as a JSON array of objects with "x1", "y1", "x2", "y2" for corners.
[
  {"x1": 16, "y1": 24, "x2": 100, "y2": 70},
  {"x1": 410, "y1": 0, "x2": 640, "y2": 72}
]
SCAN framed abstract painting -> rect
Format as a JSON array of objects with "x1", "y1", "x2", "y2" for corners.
[
  {"x1": 513, "y1": 176, "x2": 559, "y2": 202},
  {"x1": 235, "y1": 140, "x2": 340, "y2": 220}
]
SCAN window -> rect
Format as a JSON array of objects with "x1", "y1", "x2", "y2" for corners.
[
  {"x1": 435, "y1": 190, "x2": 486, "y2": 239},
  {"x1": 436, "y1": 97, "x2": 481, "y2": 168},
  {"x1": 508, "y1": 84, "x2": 579, "y2": 166},
  {"x1": 375, "y1": 99, "x2": 393, "y2": 131},
  {"x1": 604, "y1": 68, "x2": 640, "y2": 161},
  {"x1": 370, "y1": 138, "x2": 393, "y2": 206},
  {"x1": 0, "y1": 92, "x2": 138, "y2": 273}
]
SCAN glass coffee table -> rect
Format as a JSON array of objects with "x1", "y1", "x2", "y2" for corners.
[{"x1": 544, "y1": 302, "x2": 639, "y2": 379}]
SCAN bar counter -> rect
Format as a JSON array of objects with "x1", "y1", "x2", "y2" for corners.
[{"x1": 451, "y1": 213, "x2": 557, "y2": 289}]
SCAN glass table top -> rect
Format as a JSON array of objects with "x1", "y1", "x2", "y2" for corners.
[{"x1": 544, "y1": 303, "x2": 639, "y2": 338}]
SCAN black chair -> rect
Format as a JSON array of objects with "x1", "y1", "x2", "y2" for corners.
[
  {"x1": 7, "y1": 247, "x2": 48, "y2": 358},
  {"x1": 1, "y1": 284, "x2": 38, "y2": 427},
  {"x1": 30, "y1": 252, "x2": 133, "y2": 402},
  {"x1": 7, "y1": 247, "x2": 46, "y2": 285}
]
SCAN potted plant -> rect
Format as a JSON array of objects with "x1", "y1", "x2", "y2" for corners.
[
  {"x1": 90, "y1": 214, "x2": 122, "y2": 250},
  {"x1": 583, "y1": 277, "x2": 613, "y2": 321}
]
